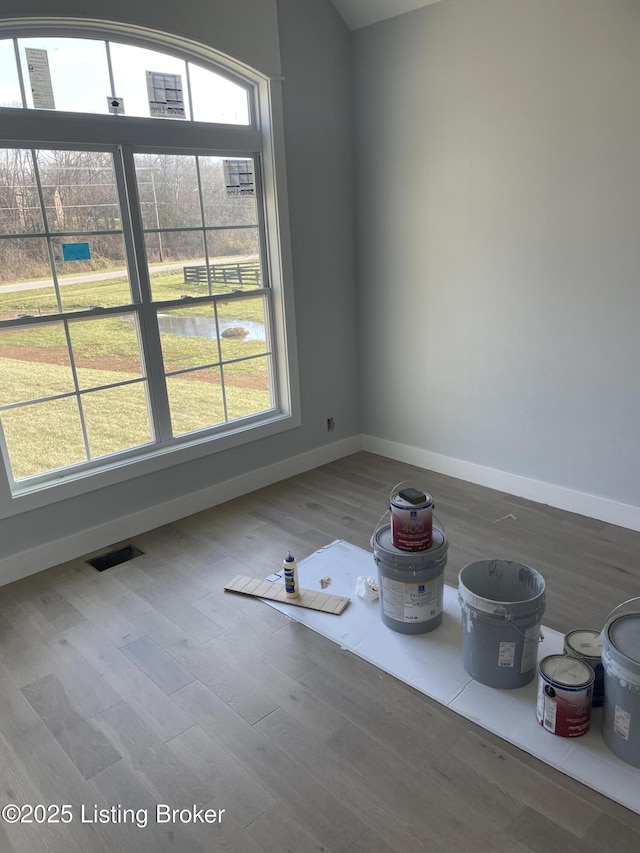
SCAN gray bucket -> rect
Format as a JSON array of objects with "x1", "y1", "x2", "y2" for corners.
[
  {"x1": 601, "y1": 602, "x2": 640, "y2": 767},
  {"x1": 458, "y1": 559, "x2": 546, "y2": 688},
  {"x1": 372, "y1": 522, "x2": 448, "y2": 634}
]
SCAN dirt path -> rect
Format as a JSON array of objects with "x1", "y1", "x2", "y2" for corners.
[{"x1": 0, "y1": 343, "x2": 267, "y2": 389}]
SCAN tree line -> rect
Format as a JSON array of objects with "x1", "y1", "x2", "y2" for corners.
[{"x1": 0, "y1": 147, "x2": 258, "y2": 283}]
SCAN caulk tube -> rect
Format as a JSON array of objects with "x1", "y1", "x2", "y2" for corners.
[{"x1": 283, "y1": 552, "x2": 299, "y2": 598}]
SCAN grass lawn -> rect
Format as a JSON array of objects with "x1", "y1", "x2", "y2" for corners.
[{"x1": 0, "y1": 267, "x2": 273, "y2": 480}]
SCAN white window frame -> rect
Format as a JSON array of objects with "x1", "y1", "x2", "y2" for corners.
[{"x1": 0, "y1": 21, "x2": 300, "y2": 519}]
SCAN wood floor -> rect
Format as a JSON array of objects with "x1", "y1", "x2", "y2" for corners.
[{"x1": 1, "y1": 451, "x2": 639, "y2": 852}]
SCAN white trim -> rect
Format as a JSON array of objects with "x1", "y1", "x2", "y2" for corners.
[
  {"x1": 361, "y1": 435, "x2": 640, "y2": 533},
  {"x1": 0, "y1": 436, "x2": 362, "y2": 586},
  {"x1": 6, "y1": 432, "x2": 639, "y2": 587}
]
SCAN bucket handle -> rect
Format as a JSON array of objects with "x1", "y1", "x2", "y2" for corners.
[
  {"x1": 507, "y1": 619, "x2": 544, "y2": 644},
  {"x1": 604, "y1": 596, "x2": 640, "y2": 626},
  {"x1": 461, "y1": 596, "x2": 545, "y2": 642},
  {"x1": 372, "y1": 482, "x2": 411, "y2": 540},
  {"x1": 477, "y1": 604, "x2": 545, "y2": 641},
  {"x1": 372, "y1": 507, "x2": 390, "y2": 544}
]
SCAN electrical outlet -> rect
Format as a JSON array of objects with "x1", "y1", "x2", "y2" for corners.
[{"x1": 327, "y1": 417, "x2": 335, "y2": 432}]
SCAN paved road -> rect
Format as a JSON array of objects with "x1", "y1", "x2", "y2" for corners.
[
  {"x1": 0, "y1": 256, "x2": 255, "y2": 294},
  {"x1": 0, "y1": 261, "x2": 185, "y2": 294}
]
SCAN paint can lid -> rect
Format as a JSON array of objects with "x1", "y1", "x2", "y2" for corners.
[
  {"x1": 540, "y1": 654, "x2": 594, "y2": 687},
  {"x1": 564, "y1": 629, "x2": 602, "y2": 659},
  {"x1": 606, "y1": 613, "x2": 640, "y2": 666},
  {"x1": 372, "y1": 522, "x2": 447, "y2": 567}
]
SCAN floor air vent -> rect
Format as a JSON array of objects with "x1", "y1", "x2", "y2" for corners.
[{"x1": 87, "y1": 544, "x2": 144, "y2": 572}]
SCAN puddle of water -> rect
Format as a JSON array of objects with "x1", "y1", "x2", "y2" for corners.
[{"x1": 156, "y1": 313, "x2": 265, "y2": 342}]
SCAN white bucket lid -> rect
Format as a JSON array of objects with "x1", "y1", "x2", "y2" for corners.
[
  {"x1": 604, "y1": 613, "x2": 640, "y2": 674},
  {"x1": 372, "y1": 523, "x2": 447, "y2": 568}
]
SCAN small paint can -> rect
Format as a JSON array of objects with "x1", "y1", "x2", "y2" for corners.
[
  {"x1": 390, "y1": 487, "x2": 433, "y2": 551},
  {"x1": 537, "y1": 655, "x2": 594, "y2": 737},
  {"x1": 564, "y1": 629, "x2": 604, "y2": 707}
]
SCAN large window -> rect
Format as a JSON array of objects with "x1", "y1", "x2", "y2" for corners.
[{"x1": 0, "y1": 30, "x2": 295, "y2": 498}]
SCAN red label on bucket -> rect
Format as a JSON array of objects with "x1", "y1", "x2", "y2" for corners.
[
  {"x1": 390, "y1": 491, "x2": 433, "y2": 551},
  {"x1": 536, "y1": 655, "x2": 594, "y2": 738}
]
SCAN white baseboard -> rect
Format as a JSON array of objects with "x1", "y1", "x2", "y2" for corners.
[
  {"x1": 4, "y1": 433, "x2": 639, "y2": 588},
  {"x1": 361, "y1": 435, "x2": 640, "y2": 533},
  {"x1": 0, "y1": 436, "x2": 362, "y2": 587}
]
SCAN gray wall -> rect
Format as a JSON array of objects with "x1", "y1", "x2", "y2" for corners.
[
  {"x1": 0, "y1": 0, "x2": 284, "y2": 78},
  {"x1": 277, "y1": 0, "x2": 359, "y2": 445},
  {"x1": 0, "y1": 0, "x2": 358, "y2": 567},
  {"x1": 354, "y1": 0, "x2": 640, "y2": 507}
]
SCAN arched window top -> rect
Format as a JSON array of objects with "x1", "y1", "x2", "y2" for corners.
[{"x1": 0, "y1": 33, "x2": 251, "y2": 125}]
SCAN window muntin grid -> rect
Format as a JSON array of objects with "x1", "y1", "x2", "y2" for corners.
[
  {"x1": 0, "y1": 138, "x2": 276, "y2": 486},
  {"x1": 2, "y1": 35, "x2": 250, "y2": 124}
]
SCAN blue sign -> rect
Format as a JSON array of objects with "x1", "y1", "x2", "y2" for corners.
[{"x1": 62, "y1": 242, "x2": 91, "y2": 261}]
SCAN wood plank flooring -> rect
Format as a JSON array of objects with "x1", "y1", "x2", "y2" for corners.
[{"x1": 0, "y1": 451, "x2": 639, "y2": 852}]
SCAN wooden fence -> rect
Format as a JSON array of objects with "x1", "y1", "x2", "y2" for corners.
[{"x1": 182, "y1": 262, "x2": 261, "y2": 287}]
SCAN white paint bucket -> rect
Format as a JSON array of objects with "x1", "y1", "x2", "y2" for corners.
[
  {"x1": 458, "y1": 559, "x2": 546, "y2": 689},
  {"x1": 372, "y1": 521, "x2": 448, "y2": 635},
  {"x1": 389, "y1": 488, "x2": 433, "y2": 551},
  {"x1": 601, "y1": 600, "x2": 640, "y2": 767},
  {"x1": 564, "y1": 629, "x2": 604, "y2": 708},
  {"x1": 537, "y1": 654, "x2": 594, "y2": 737}
]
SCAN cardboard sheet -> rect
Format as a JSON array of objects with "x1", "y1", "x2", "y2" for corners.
[
  {"x1": 224, "y1": 574, "x2": 349, "y2": 613},
  {"x1": 265, "y1": 540, "x2": 640, "y2": 815}
]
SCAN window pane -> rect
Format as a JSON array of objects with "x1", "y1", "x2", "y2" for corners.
[
  {"x1": 18, "y1": 37, "x2": 110, "y2": 114},
  {"x1": 189, "y1": 63, "x2": 249, "y2": 125},
  {"x1": 145, "y1": 231, "x2": 205, "y2": 300},
  {"x1": 158, "y1": 304, "x2": 220, "y2": 372},
  {"x1": 110, "y1": 43, "x2": 189, "y2": 120},
  {"x1": 205, "y1": 227, "x2": 260, "y2": 270},
  {"x1": 166, "y1": 370, "x2": 224, "y2": 435},
  {"x1": 200, "y1": 157, "x2": 258, "y2": 227},
  {"x1": 202, "y1": 259, "x2": 262, "y2": 293},
  {"x1": 0, "y1": 40, "x2": 22, "y2": 108},
  {"x1": 67, "y1": 314, "x2": 144, "y2": 389},
  {"x1": 81, "y1": 384, "x2": 152, "y2": 458},
  {"x1": 36, "y1": 149, "x2": 120, "y2": 232},
  {"x1": 52, "y1": 233, "x2": 132, "y2": 312},
  {"x1": 1, "y1": 397, "x2": 86, "y2": 479},
  {"x1": 0, "y1": 237, "x2": 58, "y2": 316},
  {"x1": 0, "y1": 149, "x2": 43, "y2": 234},
  {"x1": 158, "y1": 297, "x2": 272, "y2": 431},
  {"x1": 134, "y1": 154, "x2": 201, "y2": 229},
  {"x1": 217, "y1": 295, "x2": 268, "y2": 361},
  {"x1": 223, "y1": 357, "x2": 272, "y2": 421},
  {"x1": 0, "y1": 322, "x2": 74, "y2": 405}
]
